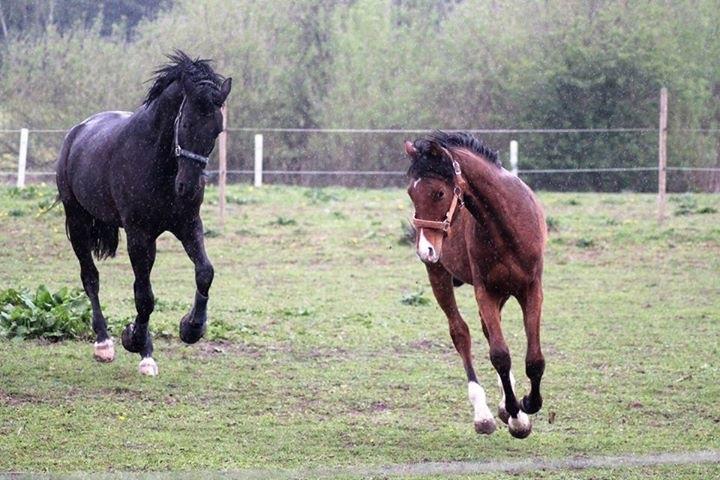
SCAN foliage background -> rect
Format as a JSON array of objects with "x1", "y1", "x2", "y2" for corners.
[{"x1": 0, "y1": 0, "x2": 719, "y2": 191}]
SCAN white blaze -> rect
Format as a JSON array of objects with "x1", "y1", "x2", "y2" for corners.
[{"x1": 417, "y1": 229, "x2": 439, "y2": 263}]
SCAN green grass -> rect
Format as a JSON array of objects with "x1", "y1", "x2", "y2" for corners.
[{"x1": 0, "y1": 184, "x2": 719, "y2": 477}]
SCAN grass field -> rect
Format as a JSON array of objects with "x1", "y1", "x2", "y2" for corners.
[{"x1": 0, "y1": 184, "x2": 719, "y2": 478}]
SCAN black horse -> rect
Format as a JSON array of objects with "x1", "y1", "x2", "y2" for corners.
[{"x1": 56, "y1": 51, "x2": 231, "y2": 375}]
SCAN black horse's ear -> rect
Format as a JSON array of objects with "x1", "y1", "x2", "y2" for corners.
[
  {"x1": 181, "y1": 73, "x2": 196, "y2": 98},
  {"x1": 219, "y1": 78, "x2": 232, "y2": 104}
]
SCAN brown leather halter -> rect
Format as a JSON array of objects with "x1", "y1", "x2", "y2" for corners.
[{"x1": 412, "y1": 148, "x2": 467, "y2": 234}]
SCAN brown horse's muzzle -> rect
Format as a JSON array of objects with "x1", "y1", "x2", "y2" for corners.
[{"x1": 415, "y1": 227, "x2": 444, "y2": 263}]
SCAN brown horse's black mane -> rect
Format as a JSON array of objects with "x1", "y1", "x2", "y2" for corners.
[
  {"x1": 408, "y1": 131, "x2": 501, "y2": 182},
  {"x1": 143, "y1": 50, "x2": 225, "y2": 108}
]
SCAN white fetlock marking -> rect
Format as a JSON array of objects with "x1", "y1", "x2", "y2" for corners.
[
  {"x1": 138, "y1": 357, "x2": 158, "y2": 376},
  {"x1": 93, "y1": 339, "x2": 115, "y2": 362},
  {"x1": 509, "y1": 410, "x2": 531, "y2": 432},
  {"x1": 468, "y1": 382, "x2": 494, "y2": 423}
]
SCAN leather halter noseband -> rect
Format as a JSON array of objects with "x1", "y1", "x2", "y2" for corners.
[
  {"x1": 412, "y1": 150, "x2": 467, "y2": 234},
  {"x1": 173, "y1": 96, "x2": 211, "y2": 168}
]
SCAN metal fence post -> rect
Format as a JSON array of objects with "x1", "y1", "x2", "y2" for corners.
[
  {"x1": 510, "y1": 140, "x2": 518, "y2": 176},
  {"x1": 658, "y1": 87, "x2": 668, "y2": 222},
  {"x1": 254, "y1": 134, "x2": 263, "y2": 187},
  {"x1": 17, "y1": 128, "x2": 29, "y2": 188}
]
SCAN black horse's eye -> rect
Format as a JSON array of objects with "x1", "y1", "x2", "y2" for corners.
[{"x1": 432, "y1": 190, "x2": 445, "y2": 201}]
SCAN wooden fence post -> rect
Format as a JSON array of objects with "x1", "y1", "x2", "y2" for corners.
[
  {"x1": 658, "y1": 87, "x2": 668, "y2": 222},
  {"x1": 17, "y1": 128, "x2": 28, "y2": 188},
  {"x1": 218, "y1": 104, "x2": 228, "y2": 226}
]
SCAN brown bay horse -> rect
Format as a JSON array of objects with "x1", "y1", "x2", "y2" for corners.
[{"x1": 405, "y1": 131, "x2": 547, "y2": 438}]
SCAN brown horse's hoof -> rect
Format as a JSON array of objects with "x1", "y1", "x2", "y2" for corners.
[
  {"x1": 93, "y1": 339, "x2": 115, "y2": 363},
  {"x1": 508, "y1": 411, "x2": 532, "y2": 439},
  {"x1": 474, "y1": 418, "x2": 497, "y2": 435},
  {"x1": 498, "y1": 405, "x2": 510, "y2": 425},
  {"x1": 179, "y1": 314, "x2": 206, "y2": 344}
]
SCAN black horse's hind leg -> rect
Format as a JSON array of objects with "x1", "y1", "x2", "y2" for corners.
[
  {"x1": 121, "y1": 231, "x2": 158, "y2": 375},
  {"x1": 65, "y1": 204, "x2": 113, "y2": 362},
  {"x1": 177, "y1": 219, "x2": 213, "y2": 344}
]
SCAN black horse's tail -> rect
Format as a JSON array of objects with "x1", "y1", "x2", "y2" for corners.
[{"x1": 88, "y1": 218, "x2": 119, "y2": 260}]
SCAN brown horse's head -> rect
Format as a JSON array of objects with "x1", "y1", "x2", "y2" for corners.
[{"x1": 404, "y1": 140, "x2": 456, "y2": 264}]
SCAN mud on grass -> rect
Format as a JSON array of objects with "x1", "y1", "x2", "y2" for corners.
[{"x1": 0, "y1": 186, "x2": 719, "y2": 475}]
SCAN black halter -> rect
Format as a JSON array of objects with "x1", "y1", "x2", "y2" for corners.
[{"x1": 173, "y1": 96, "x2": 211, "y2": 167}]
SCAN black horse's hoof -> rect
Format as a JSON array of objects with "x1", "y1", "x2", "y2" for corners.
[
  {"x1": 179, "y1": 314, "x2": 206, "y2": 344},
  {"x1": 121, "y1": 324, "x2": 143, "y2": 353},
  {"x1": 521, "y1": 395, "x2": 542, "y2": 415}
]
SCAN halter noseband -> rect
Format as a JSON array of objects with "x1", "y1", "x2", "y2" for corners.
[
  {"x1": 412, "y1": 150, "x2": 467, "y2": 234},
  {"x1": 173, "y1": 96, "x2": 211, "y2": 168}
]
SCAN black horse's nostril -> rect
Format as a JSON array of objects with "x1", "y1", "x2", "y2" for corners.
[
  {"x1": 428, "y1": 246, "x2": 435, "y2": 256},
  {"x1": 177, "y1": 182, "x2": 186, "y2": 196}
]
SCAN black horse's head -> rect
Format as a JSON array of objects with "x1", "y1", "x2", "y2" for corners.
[{"x1": 145, "y1": 51, "x2": 232, "y2": 198}]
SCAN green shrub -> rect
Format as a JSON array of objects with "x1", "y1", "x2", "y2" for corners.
[
  {"x1": 0, "y1": 285, "x2": 92, "y2": 340},
  {"x1": 401, "y1": 290, "x2": 431, "y2": 306}
]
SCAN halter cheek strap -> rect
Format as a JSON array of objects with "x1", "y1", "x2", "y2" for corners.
[
  {"x1": 173, "y1": 96, "x2": 211, "y2": 168},
  {"x1": 412, "y1": 151, "x2": 466, "y2": 234}
]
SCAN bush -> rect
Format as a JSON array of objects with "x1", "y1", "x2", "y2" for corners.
[
  {"x1": 0, "y1": 285, "x2": 92, "y2": 341},
  {"x1": 401, "y1": 290, "x2": 431, "y2": 306}
]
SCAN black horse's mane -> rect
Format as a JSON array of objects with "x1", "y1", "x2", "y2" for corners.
[
  {"x1": 408, "y1": 131, "x2": 501, "y2": 181},
  {"x1": 143, "y1": 50, "x2": 224, "y2": 107}
]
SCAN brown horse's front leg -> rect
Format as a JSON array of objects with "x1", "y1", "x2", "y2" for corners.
[
  {"x1": 519, "y1": 280, "x2": 545, "y2": 415},
  {"x1": 475, "y1": 285, "x2": 531, "y2": 439},
  {"x1": 426, "y1": 263, "x2": 496, "y2": 435},
  {"x1": 177, "y1": 219, "x2": 213, "y2": 344}
]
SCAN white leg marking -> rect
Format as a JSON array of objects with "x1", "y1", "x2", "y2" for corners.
[
  {"x1": 468, "y1": 382, "x2": 496, "y2": 434},
  {"x1": 93, "y1": 338, "x2": 115, "y2": 363},
  {"x1": 508, "y1": 410, "x2": 531, "y2": 434},
  {"x1": 138, "y1": 357, "x2": 158, "y2": 376}
]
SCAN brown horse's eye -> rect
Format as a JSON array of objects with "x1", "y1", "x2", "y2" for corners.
[{"x1": 432, "y1": 190, "x2": 445, "y2": 201}]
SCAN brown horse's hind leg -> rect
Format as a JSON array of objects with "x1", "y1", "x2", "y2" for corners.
[
  {"x1": 475, "y1": 285, "x2": 531, "y2": 439},
  {"x1": 519, "y1": 280, "x2": 545, "y2": 415},
  {"x1": 426, "y1": 263, "x2": 496, "y2": 435}
]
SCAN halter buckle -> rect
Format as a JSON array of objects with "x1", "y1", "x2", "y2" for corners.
[{"x1": 453, "y1": 160, "x2": 462, "y2": 175}]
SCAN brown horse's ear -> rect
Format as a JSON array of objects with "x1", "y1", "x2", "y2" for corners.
[{"x1": 404, "y1": 141, "x2": 417, "y2": 157}]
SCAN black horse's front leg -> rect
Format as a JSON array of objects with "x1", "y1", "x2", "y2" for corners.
[
  {"x1": 177, "y1": 219, "x2": 214, "y2": 344},
  {"x1": 121, "y1": 231, "x2": 158, "y2": 376}
]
